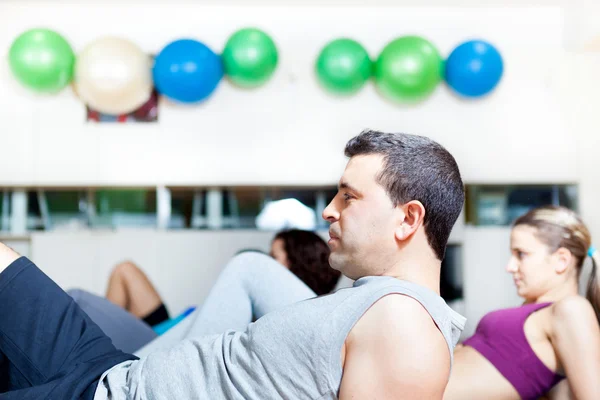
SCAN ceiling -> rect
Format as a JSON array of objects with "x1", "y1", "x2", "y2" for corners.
[{"x1": 4, "y1": 0, "x2": 567, "y2": 6}]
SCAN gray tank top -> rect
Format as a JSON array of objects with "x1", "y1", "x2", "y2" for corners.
[{"x1": 95, "y1": 276, "x2": 466, "y2": 400}]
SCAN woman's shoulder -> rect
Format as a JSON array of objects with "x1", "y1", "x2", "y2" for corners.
[
  {"x1": 550, "y1": 295, "x2": 597, "y2": 330},
  {"x1": 552, "y1": 295, "x2": 593, "y2": 316}
]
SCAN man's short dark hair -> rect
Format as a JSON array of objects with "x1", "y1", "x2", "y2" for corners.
[{"x1": 344, "y1": 129, "x2": 464, "y2": 260}]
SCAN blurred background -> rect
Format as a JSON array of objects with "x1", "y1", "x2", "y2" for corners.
[{"x1": 0, "y1": 0, "x2": 598, "y2": 337}]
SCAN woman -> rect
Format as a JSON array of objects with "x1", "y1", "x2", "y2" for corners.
[
  {"x1": 444, "y1": 205, "x2": 600, "y2": 399},
  {"x1": 269, "y1": 229, "x2": 340, "y2": 295},
  {"x1": 69, "y1": 229, "x2": 341, "y2": 353}
]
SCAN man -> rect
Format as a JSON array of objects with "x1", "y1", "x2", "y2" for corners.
[{"x1": 0, "y1": 129, "x2": 466, "y2": 399}]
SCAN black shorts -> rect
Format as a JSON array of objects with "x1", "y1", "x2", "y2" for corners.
[{"x1": 142, "y1": 303, "x2": 170, "y2": 327}]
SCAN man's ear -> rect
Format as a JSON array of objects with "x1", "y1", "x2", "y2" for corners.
[{"x1": 394, "y1": 200, "x2": 426, "y2": 241}]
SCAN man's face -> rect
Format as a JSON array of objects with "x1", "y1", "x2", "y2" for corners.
[{"x1": 323, "y1": 154, "x2": 399, "y2": 279}]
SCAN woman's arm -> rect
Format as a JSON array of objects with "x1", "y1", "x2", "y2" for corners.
[
  {"x1": 544, "y1": 380, "x2": 573, "y2": 400},
  {"x1": 551, "y1": 296, "x2": 600, "y2": 400}
]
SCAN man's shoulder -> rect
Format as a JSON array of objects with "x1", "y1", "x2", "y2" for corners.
[
  {"x1": 343, "y1": 293, "x2": 451, "y2": 393},
  {"x1": 350, "y1": 293, "x2": 443, "y2": 339}
]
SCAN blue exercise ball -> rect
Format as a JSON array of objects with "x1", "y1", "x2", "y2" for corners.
[
  {"x1": 153, "y1": 39, "x2": 223, "y2": 103},
  {"x1": 444, "y1": 40, "x2": 503, "y2": 98}
]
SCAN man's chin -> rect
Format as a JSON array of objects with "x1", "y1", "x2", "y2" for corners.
[{"x1": 328, "y1": 253, "x2": 344, "y2": 272}]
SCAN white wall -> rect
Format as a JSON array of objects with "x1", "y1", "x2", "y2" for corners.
[
  {"x1": 5, "y1": 1, "x2": 600, "y2": 336},
  {"x1": 565, "y1": 0, "x2": 600, "y2": 50},
  {"x1": 0, "y1": 3, "x2": 574, "y2": 186},
  {"x1": 461, "y1": 226, "x2": 521, "y2": 336},
  {"x1": 31, "y1": 230, "x2": 282, "y2": 313},
  {"x1": 559, "y1": 0, "x2": 600, "y2": 241}
]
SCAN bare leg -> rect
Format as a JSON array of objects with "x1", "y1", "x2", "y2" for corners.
[
  {"x1": 0, "y1": 242, "x2": 20, "y2": 274},
  {"x1": 105, "y1": 261, "x2": 163, "y2": 319}
]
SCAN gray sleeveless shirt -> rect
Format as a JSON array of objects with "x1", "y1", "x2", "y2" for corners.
[{"x1": 95, "y1": 275, "x2": 466, "y2": 400}]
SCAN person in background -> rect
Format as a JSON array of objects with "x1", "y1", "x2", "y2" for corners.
[
  {"x1": 443, "y1": 205, "x2": 600, "y2": 400},
  {"x1": 67, "y1": 229, "x2": 341, "y2": 353}
]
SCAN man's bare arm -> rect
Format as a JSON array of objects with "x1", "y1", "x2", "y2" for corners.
[{"x1": 339, "y1": 294, "x2": 450, "y2": 399}]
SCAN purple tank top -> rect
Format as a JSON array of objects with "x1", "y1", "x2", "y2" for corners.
[{"x1": 463, "y1": 302, "x2": 564, "y2": 400}]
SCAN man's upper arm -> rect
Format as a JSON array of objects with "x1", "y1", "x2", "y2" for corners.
[{"x1": 338, "y1": 294, "x2": 450, "y2": 400}]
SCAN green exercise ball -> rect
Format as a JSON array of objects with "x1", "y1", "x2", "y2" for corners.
[
  {"x1": 315, "y1": 38, "x2": 372, "y2": 95},
  {"x1": 374, "y1": 36, "x2": 443, "y2": 103},
  {"x1": 8, "y1": 28, "x2": 75, "y2": 92},
  {"x1": 222, "y1": 28, "x2": 278, "y2": 88}
]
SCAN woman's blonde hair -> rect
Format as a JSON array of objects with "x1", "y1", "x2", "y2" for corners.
[{"x1": 513, "y1": 205, "x2": 600, "y2": 322}]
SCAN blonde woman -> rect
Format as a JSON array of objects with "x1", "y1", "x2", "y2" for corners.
[{"x1": 445, "y1": 206, "x2": 600, "y2": 400}]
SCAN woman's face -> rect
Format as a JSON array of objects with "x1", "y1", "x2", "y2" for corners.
[
  {"x1": 270, "y1": 238, "x2": 289, "y2": 268},
  {"x1": 506, "y1": 225, "x2": 561, "y2": 301}
]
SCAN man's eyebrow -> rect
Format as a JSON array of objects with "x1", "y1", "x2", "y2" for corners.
[{"x1": 339, "y1": 181, "x2": 361, "y2": 194}]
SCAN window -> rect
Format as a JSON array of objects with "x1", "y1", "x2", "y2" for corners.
[
  {"x1": 93, "y1": 189, "x2": 157, "y2": 228},
  {"x1": 2, "y1": 185, "x2": 339, "y2": 232},
  {"x1": 465, "y1": 184, "x2": 578, "y2": 226}
]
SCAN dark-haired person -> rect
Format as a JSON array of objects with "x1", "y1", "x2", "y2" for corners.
[
  {"x1": 67, "y1": 229, "x2": 341, "y2": 353},
  {"x1": 0, "y1": 130, "x2": 465, "y2": 399},
  {"x1": 270, "y1": 229, "x2": 341, "y2": 295}
]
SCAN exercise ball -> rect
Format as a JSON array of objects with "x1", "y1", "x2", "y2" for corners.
[
  {"x1": 153, "y1": 39, "x2": 223, "y2": 103},
  {"x1": 8, "y1": 28, "x2": 75, "y2": 93},
  {"x1": 74, "y1": 37, "x2": 153, "y2": 115},
  {"x1": 374, "y1": 36, "x2": 443, "y2": 103},
  {"x1": 222, "y1": 28, "x2": 278, "y2": 88},
  {"x1": 315, "y1": 38, "x2": 372, "y2": 95},
  {"x1": 444, "y1": 40, "x2": 503, "y2": 98}
]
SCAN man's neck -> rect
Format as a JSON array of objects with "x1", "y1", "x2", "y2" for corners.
[{"x1": 384, "y1": 252, "x2": 442, "y2": 295}]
